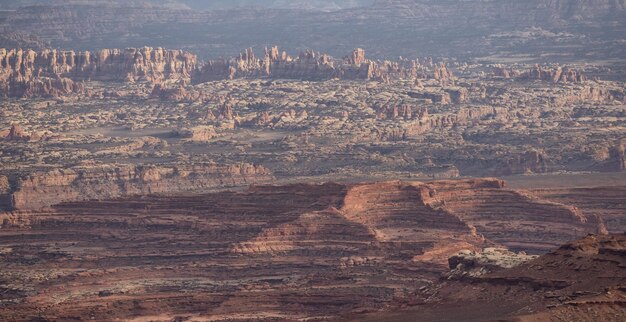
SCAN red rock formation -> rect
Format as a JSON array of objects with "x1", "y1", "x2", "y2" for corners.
[
  {"x1": 217, "y1": 101, "x2": 235, "y2": 120},
  {"x1": 548, "y1": 86, "x2": 614, "y2": 107},
  {"x1": 493, "y1": 65, "x2": 511, "y2": 79},
  {"x1": 1, "y1": 124, "x2": 40, "y2": 142},
  {"x1": 422, "y1": 178, "x2": 595, "y2": 253},
  {"x1": 173, "y1": 126, "x2": 217, "y2": 142},
  {"x1": 0, "y1": 179, "x2": 611, "y2": 321},
  {"x1": 376, "y1": 103, "x2": 429, "y2": 120},
  {"x1": 382, "y1": 234, "x2": 626, "y2": 321},
  {"x1": 530, "y1": 185, "x2": 626, "y2": 234},
  {"x1": 3, "y1": 124, "x2": 29, "y2": 141}
]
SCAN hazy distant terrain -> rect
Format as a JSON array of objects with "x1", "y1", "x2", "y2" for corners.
[
  {"x1": 0, "y1": 0, "x2": 377, "y2": 10},
  {"x1": 0, "y1": 0, "x2": 623, "y2": 61}
]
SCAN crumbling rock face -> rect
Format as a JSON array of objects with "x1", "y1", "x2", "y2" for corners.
[
  {"x1": 447, "y1": 248, "x2": 538, "y2": 278},
  {"x1": 3, "y1": 163, "x2": 272, "y2": 211},
  {"x1": 504, "y1": 149, "x2": 550, "y2": 175},
  {"x1": 340, "y1": 181, "x2": 478, "y2": 246},
  {"x1": 408, "y1": 90, "x2": 452, "y2": 104},
  {"x1": 445, "y1": 87, "x2": 468, "y2": 104},
  {"x1": 0, "y1": 45, "x2": 460, "y2": 99},
  {"x1": 2, "y1": 76, "x2": 84, "y2": 98},
  {"x1": 174, "y1": 126, "x2": 217, "y2": 142},
  {"x1": 551, "y1": 86, "x2": 614, "y2": 106},
  {"x1": 0, "y1": 176, "x2": 8, "y2": 194},
  {"x1": 150, "y1": 83, "x2": 207, "y2": 102},
  {"x1": 375, "y1": 103, "x2": 429, "y2": 120},
  {"x1": 520, "y1": 65, "x2": 587, "y2": 83},
  {"x1": 194, "y1": 47, "x2": 421, "y2": 83},
  {"x1": 530, "y1": 186, "x2": 626, "y2": 236},
  {"x1": 0, "y1": 176, "x2": 10, "y2": 209},
  {"x1": 593, "y1": 140, "x2": 626, "y2": 172},
  {"x1": 494, "y1": 65, "x2": 588, "y2": 83},
  {"x1": 194, "y1": 47, "x2": 344, "y2": 82}
]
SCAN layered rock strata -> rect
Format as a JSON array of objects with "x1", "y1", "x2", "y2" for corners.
[
  {"x1": 0, "y1": 163, "x2": 272, "y2": 211},
  {"x1": 0, "y1": 179, "x2": 609, "y2": 321}
]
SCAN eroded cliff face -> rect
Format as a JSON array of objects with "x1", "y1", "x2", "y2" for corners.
[
  {"x1": 0, "y1": 46, "x2": 426, "y2": 98},
  {"x1": 1, "y1": 47, "x2": 197, "y2": 82},
  {"x1": 2, "y1": 163, "x2": 272, "y2": 211},
  {"x1": 495, "y1": 65, "x2": 588, "y2": 83},
  {"x1": 0, "y1": 47, "x2": 197, "y2": 97},
  {"x1": 193, "y1": 47, "x2": 421, "y2": 83}
]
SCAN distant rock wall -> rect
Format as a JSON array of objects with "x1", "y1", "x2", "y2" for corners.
[
  {"x1": 193, "y1": 47, "x2": 430, "y2": 83},
  {"x1": 1, "y1": 163, "x2": 273, "y2": 211},
  {"x1": 0, "y1": 47, "x2": 198, "y2": 97}
]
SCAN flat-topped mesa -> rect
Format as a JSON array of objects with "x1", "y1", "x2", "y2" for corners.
[
  {"x1": 2, "y1": 162, "x2": 273, "y2": 211},
  {"x1": 0, "y1": 47, "x2": 198, "y2": 97}
]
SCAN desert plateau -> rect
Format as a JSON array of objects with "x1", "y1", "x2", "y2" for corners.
[{"x1": 0, "y1": 1, "x2": 625, "y2": 321}]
